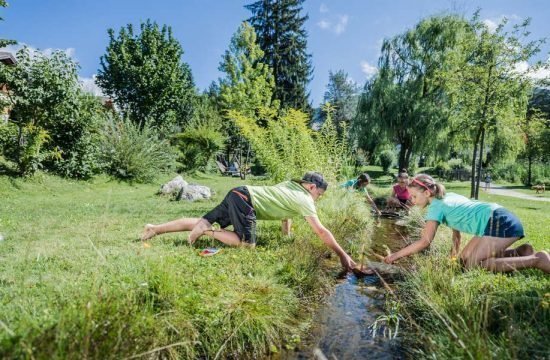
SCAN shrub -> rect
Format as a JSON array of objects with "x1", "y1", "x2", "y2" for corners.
[
  {"x1": 100, "y1": 117, "x2": 175, "y2": 183},
  {"x1": 173, "y1": 116, "x2": 225, "y2": 172},
  {"x1": 230, "y1": 108, "x2": 351, "y2": 182},
  {"x1": 378, "y1": 150, "x2": 395, "y2": 174}
]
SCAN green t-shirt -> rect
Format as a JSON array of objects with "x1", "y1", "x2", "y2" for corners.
[
  {"x1": 425, "y1": 192, "x2": 501, "y2": 236},
  {"x1": 340, "y1": 179, "x2": 367, "y2": 194},
  {"x1": 246, "y1": 181, "x2": 317, "y2": 220}
]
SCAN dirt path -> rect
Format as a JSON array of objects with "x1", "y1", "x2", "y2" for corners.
[{"x1": 484, "y1": 183, "x2": 550, "y2": 202}]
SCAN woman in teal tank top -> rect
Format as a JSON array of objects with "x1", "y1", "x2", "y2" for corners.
[{"x1": 384, "y1": 174, "x2": 549, "y2": 273}]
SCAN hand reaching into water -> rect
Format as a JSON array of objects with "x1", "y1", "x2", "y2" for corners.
[{"x1": 340, "y1": 255, "x2": 357, "y2": 271}]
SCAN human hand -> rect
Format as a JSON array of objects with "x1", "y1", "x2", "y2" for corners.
[
  {"x1": 384, "y1": 254, "x2": 398, "y2": 264},
  {"x1": 340, "y1": 255, "x2": 357, "y2": 271}
]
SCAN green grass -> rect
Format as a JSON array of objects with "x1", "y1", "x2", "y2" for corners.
[
  {"x1": 0, "y1": 172, "x2": 372, "y2": 359},
  {"x1": 394, "y1": 180, "x2": 550, "y2": 359}
]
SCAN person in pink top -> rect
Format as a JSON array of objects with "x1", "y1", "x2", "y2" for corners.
[{"x1": 386, "y1": 170, "x2": 411, "y2": 210}]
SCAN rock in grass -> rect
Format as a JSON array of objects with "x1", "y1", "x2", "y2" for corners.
[
  {"x1": 158, "y1": 175, "x2": 188, "y2": 196},
  {"x1": 176, "y1": 184, "x2": 212, "y2": 202},
  {"x1": 158, "y1": 175, "x2": 212, "y2": 202}
]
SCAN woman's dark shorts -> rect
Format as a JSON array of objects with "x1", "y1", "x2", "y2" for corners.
[
  {"x1": 202, "y1": 186, "x2": 257, "y2": 244},
  {"x1": 483, "y1": 207, "x2": 524, "y2": 239}
]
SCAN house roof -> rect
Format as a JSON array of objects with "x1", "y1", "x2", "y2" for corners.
[{"x1": 0, "y1": 52, "x2": 16, "y2": 65}]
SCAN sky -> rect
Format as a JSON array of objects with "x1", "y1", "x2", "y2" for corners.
[{"x1": 2, "y1": 0, "x2": 549, "y2": 106}]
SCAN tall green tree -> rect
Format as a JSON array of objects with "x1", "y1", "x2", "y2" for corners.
[
  {"x1": 0, "y1": 47, "x2": 81, "y2": 175},
  {"x1": 97, "y1": 20, "x2": 196, "y2": 134},
  {"x1": 218, "y1": 21, "x2": 277, "y2": 119},
  {"x1": 446, "y1": 13, "x2": 545, "y2": 198},
  {"x1": 245, "y1": 0, "x2": 312, "y2": 111},
  {"x1": 323, "y1": 70, "x2": 359, "y2": 137},
  {"x1": 218, "y1": 21, "x2": 278, "y2": 164},
  {"x1": 0, "y1": 1, "x2": 16, "y2": 47},
  {"x1": 354, "y1": 15, "x2": 468, "y2": 171}
]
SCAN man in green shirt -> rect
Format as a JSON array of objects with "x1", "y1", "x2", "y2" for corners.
[{"x1": 141, "y1": 172, "x2": 357, "y2": 271}]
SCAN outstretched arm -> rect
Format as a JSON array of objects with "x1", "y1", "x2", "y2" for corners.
[
  {"x1": 385, "y1": 220, "x2": 439, "y2": 263},
  {"x1": 305, "y1": 216, "x2": 356, "y2": 271},
  {"x1": 365, "y1": 193, "x2": 381, "y2": 215}
]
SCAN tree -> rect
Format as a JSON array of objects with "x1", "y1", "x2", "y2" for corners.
[
  {"x1": 218, "y1": 22, "x2": 277, "y2": 119},
  {"x1": 218, "y1": 21, "x2": 278, "y2": 167},
  {"x1": 323, "y1": 70, "x2": 359, "y2": 137},
  {"x1": 245, "y1": 0, "x2": 312, "y2": 111},
  {"x1": 354, "y1": 15, "x2": 467, "y2": 171},
  {"x1": 0, "y1": 47, "x2": 81, "y2": 175},
  {"x1": 446, "y1": 13, "x2": 545, "y2": 198},
  {"x1": 97, "y1": 20, "x2": 196, "y2": 134},
  {"x1": 0, "y1": 1, "x2": 16, "y2": 48}
]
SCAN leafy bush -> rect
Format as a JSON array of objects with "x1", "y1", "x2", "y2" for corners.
[
  {"x1": 100, "y1": 117, "x2": 175, "y2": 183},
  {"x1": 492, "y1": 162, "x2": 526, "y2": 184},
  {"x1": 378, "y1": 150, "x2": 395, "y2": 173},
  {"x1": 230, "y1": 108, "x2": 351, "y2": 182},
  {"x1": 173, "y1": 101, "x2": 226, "y2": 172}
]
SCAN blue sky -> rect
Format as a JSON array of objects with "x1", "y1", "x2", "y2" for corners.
[{"x1": 2, "y1": 0, "x2": 549, "y2": 105}]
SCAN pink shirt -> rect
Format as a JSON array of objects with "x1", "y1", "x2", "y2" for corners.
[{"x1": 393, "y1": 184, "x2": 410, "y2": 201}]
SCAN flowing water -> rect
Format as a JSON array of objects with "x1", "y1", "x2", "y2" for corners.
[{"x1": 286, "y1": 218, "x2": 409, "y2": 360}]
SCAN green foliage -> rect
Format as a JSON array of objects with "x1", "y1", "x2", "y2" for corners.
[
  {"x1": 0, "y1": 47, "x2": 83, "y2": 175},
  {"x1": 323, "y1": 70, "x2": 359, "y2": 137},
  {"x1": 97, "y1": 20, "x2": 196, "y2": 134},
  {"x1": 173, "y1": 98, "x2": 226, "y2": 172},
  {"x1": 245, "y1": 0, "x2": 312, "y2": 111},
  {"x1": 52, "y1": 93, "x2": 109, "y2": 179},
  {"x1": 100, "y1": 117, "x2": 175, "y2": 183},
  {"x1": 354, "y1": 15, "x2": 467, "y2": 171},
  {"x1": 378, "y1": 150, "x2": 395, "y2": 174},
  {"x1": 219, "y1": 22, "x2": 278, "y2": 118},
  {"x1": 230, "y1": 107, "x2": 351, "y2": 182}
]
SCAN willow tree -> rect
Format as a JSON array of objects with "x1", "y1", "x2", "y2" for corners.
[
  {"x1": 446, "y1": 13, "x2": 545, "y2": 198},
  {"x1": 355, "y1": 15, "x2": 468, "y2": 171}
]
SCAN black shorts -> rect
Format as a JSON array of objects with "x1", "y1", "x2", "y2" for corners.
[{"x1": 202, "y1": 186, "x2": 257, "y2": 244}]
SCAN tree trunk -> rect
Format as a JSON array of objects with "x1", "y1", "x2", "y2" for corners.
[
  {"x1": 475, "y1": 127, "x2": 485, "y2": 199},
  {"x1": 527, "y1": 153, "x2": 532, "y2": 186},
  {"x1": 470, "y1": 127, "x2": 482, "y2": 198}
]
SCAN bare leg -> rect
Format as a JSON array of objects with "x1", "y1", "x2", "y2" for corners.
[
  {"x1": 497, "y1": 243, "x2": 534, "y2": 258},
  {"x1": 141, "y1": 218, "x2": 202, "y2": 241},
  {"x1": 481, "y1": 251, "x2": 550, "y2": 273},
  {"x1": 202, "y1": 229, "x2": 255, "y2": 247},
  {"x1": 188, "y1": 218, "x2": 213, "y2": 244},
  {"x1": 461, "y1": 236, "x2": 549, "y2": 273}
]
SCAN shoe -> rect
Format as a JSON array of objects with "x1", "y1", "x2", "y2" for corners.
[{"x1": 199, "y1": 248, "x2": 221, "y2": 257}]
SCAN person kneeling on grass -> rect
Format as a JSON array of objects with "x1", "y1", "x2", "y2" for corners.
[
  {"x1": 340, "y1": 173, "x2": 382, "y2": 215},
  {"x1": 142, "y1": 171, "x2": 357, "y2": 271},
  {"x1": 384, "y1": 174, "x2": 550, "y2": 273}
]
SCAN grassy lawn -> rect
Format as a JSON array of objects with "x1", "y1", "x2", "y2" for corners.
[{"x1": 0, "y1": 172, "x2": 372, "y2": 359}]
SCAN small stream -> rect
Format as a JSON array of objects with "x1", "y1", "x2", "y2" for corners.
[{"x1": 286, "y1": 218, "x2": 409, "y2": 360}]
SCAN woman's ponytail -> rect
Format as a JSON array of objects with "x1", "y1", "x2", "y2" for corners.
[{"x1": 408, "y1": 174, "x2": 445, "y2": 199}]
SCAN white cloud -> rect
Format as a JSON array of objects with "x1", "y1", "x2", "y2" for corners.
[
  {"x1": 79, "y1": 75, "x2": 104, "y2": 97},
  {"x1": 483, "y1": 14, "x2": 522, "y2": 33},
  {"x1": 360, "y1": 60, "x2": 378, "y2": 78},
  {"x1": 320, "y1": 4, "x2": 329, "y2": 13},
  {"x1": 483, "y1": 19, "x2": 498, "y2": 33},
  {"x1": 317, "y1": 14, "x2": 349, "y2": 35},
  {"x1": 317, "y1": 20, "x2": 331, "y2": 30},
  {"x1": 334, "y1": 15, "x2": 349, "y2": 35},
  {"x1": 513, "y1": 60, "x2": 550, "y2": 82},
  {"x1": 0, "y1": 43, "x2": 76, "y2": 60}
]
